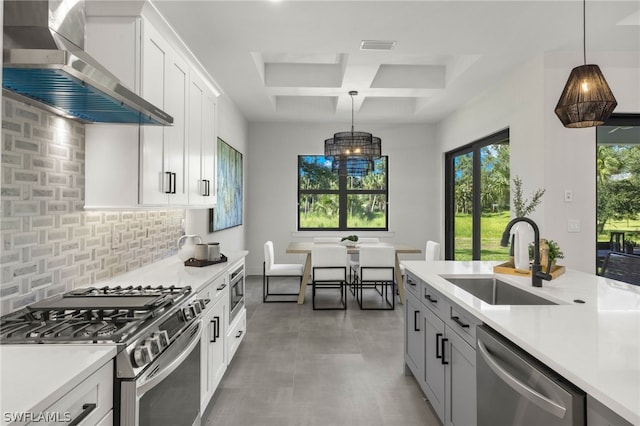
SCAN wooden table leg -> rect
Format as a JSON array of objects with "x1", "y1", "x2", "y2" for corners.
[
  {"x1": 297, "y1": 253, "x2": 312, "y2": 304},
  {"x1": 395, "y1": 253, "x2": 405, "y2": 305}
]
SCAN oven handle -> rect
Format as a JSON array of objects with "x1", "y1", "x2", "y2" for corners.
[{"x1": 136, "y1": 321, "x2": 202, "y2": 398}]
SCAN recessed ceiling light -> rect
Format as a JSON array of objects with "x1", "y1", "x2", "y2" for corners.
[{"x1": 360, "y1": 40, "x2": 397, "y2": 51}]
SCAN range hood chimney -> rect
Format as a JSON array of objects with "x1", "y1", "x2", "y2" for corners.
[{"x1": 3, "y1": 0, "x2": 173, "y2": 125}]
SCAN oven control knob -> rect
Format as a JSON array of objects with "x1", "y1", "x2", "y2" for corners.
[
  {"x1": 145, "y1": 337, "x2": 160, "y2": 357},
  {"x1": 191, "y1": 301, "x2": 202, "y2": 315},
  {"x1": 132, "y1": 345, "x2": 151, "y2": 368},
  {"x1": 182, "y1": 307, "x2": 193, "y2": 321},
  {"x1": 153, "y1": 331, "x2": 169, "y2": 349}
]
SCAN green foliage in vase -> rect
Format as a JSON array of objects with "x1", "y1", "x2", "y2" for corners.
[
  {"x1": 512, "y1": 175, "x2": 545, "y2": 217},
  {"x1": 341, "y1": 235, "x2": 359, "y2": 242}
]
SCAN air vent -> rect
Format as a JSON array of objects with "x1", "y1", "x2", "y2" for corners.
[{"x1": 360, "y1": 40, "x2": 397, "y2": 51}]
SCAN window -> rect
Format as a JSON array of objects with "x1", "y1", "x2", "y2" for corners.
[
  {"x1": 445, "y1": 130, "x2": 510, "y2": 260},
  {"x1": 596, "y1": 114, "x2": 640, "y2": 271},
  {"x1": 298, "y1": 155, "x2": 388, "y2": 230}
]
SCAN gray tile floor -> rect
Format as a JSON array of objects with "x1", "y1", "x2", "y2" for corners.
[{"x1": 202, "y1": 276, "x2": 441, "y2": 426}]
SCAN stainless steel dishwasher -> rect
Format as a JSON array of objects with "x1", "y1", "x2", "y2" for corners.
[{"x1": 476, "y1": 326, "x2": 586, "y2": 426}]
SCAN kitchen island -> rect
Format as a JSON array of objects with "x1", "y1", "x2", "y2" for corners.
[{"x1": 402, "y1": 260, "x2": 640, "y2": 425}]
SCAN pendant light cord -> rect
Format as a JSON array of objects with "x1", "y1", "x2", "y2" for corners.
[
  {"x1": 583, "y1": 0, "x2": 587, "y2": 65},
  {"x1": 350, "y1": 92, "x2": 355, "y2": 133}
]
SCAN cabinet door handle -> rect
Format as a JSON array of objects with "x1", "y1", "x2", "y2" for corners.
[
  {"x1": 451, "y1": 315, "x2": 470, "y2": 328},
  {"x1": 171, "y1": 172, "x2": 177, "y2": 194},
  {"x1": 164, "y1": 171, "x2": 172, "y2": 194},
  {"x1": 441, "y1": 338, "x2": 449, "y2": 365},
  {"x1": 425, "y1": 294, "x2": 437, "y2": 304},
  {"x1": 435, "y1": 333, "x2": 443, "y2": 359},
  {"x1": 209, "y1": 317, "x2": 218, "y2": 343},
  {"x1": 414, "y1": 310, "x2": 420, "y2": 332},
  {"x1": 214, "y1": 316, "x2": 220, "y2": 339},
  {"x1": 68, "y1": 403, "x2": 97, "y2": 426},
  {"x1": 236, "y1": 330, "x2": 243, "y2": 338}
]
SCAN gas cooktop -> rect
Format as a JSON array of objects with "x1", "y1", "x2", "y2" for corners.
[{"x1": 0, "y1": 285, "x2": 192, "y2": 344}]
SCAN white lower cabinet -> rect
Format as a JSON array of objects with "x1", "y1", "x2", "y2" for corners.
[
  {"x1": 404, "y1": 294, "x2": 424, "y2": 379},
  {"x1": 42, "y1": 360, "x2": 113, "y2": 426},
  {"x1": 404, "y1": 277, "x2": 478, "y2": 426},
  {"x1": 199, "y1": 275, "x2": 228, "y2": 413},
  {"x1": 227, "y1": 309, "x2": 246, "y2": 362},
  {"x1": 445, "y1": 325, "x2": 476, "y2": 426},
  {"x1": 423, "y1": 306, "x2": 445, "y2": 422}
]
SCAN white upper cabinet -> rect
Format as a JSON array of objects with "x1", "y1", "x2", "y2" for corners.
[
  {"x1": 84, "y1": 4, "x2": 219, "y2": 209},
  {"x1": 189, "y1": 72, "x2": 218, "y2": 206}
]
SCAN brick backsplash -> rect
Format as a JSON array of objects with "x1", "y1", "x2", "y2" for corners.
[{"x1": 1, "y1": 98, "x2": 185, "y2": 314}]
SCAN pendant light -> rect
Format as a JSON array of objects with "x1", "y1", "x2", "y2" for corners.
[
  {"x1": 554, "y1": 0, "x2": 617, "y2": 128},
  {"x1": 324, "y1": 91, "x2": 382, "y2": 159}
]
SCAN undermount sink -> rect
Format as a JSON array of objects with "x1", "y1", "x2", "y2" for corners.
[{"x1": 441, "y1": 276, "x2": 558, "y2": 305}]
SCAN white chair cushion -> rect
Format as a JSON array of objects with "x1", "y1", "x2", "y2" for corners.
[{"x1": 267, "y1": 263, "x2": 304, "y2": 276}]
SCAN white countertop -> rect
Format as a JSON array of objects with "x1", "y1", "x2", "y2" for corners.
[
  {"x1": 402, "y1": 260, "x2": 640, "y2": 425},
  {"x1": 98, "y1": 250, "x2": 248, "y2": 292},
  {"x1": 0, "y1": 345, "x2": 116, "y2": 426}
]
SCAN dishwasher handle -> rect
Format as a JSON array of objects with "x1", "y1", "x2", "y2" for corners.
[{"x1": 477, "y1": 340, "x2": 567, "y2": 419}]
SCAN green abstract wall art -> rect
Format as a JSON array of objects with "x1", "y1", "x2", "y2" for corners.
[{"x1": 211, "y1": 138, "x2": 243, "y2": 231}]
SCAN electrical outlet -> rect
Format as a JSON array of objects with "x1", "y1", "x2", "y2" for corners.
[
  {"x1": 564, "y1": 190, "x2": 573, "y2": 202},
  {"x1": 568, "y1": 219, "x2": 581, "y2": 233}
]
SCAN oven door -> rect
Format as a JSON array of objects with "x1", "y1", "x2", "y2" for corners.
[{"x1": 119, "y1": 321, "x2": 202, "y2": 426}]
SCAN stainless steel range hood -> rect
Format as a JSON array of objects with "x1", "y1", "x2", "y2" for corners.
[{"x1": 3, "y1": 0, "x2": 173, "y2": 125}]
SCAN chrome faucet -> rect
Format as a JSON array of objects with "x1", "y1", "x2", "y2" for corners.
[{"x1": 500, "y1": 217, "x2": 552, "y2": 287}]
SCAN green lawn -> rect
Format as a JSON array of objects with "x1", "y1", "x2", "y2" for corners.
[{"x1": 454, "y1": 211, "x2": 511, "y2": 261}]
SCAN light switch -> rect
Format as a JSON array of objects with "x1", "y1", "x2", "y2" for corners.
[
  {"x1": 568, "y1": 219, "x2": 581, "y2": 233},
  {"x1": 564, "y1": 190, "x2": 573, "y2": 202}
]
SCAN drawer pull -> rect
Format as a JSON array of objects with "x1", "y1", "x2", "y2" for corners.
[
  {"x1": 425, "y1": 294, "x2": 437, "y2": 304},
  {"x1": 68, "y1": 403, "x2": 97, "y2": 426},
  {"x1": 236, "y1": 330, "x2": 243, "y2": 338},
  {"x1": 407, "y1": 278, "x2": 416, "y2": 286},
  {"x1": 216, "y1": 283, "x2": 227, "y2": 291},
  {"x1": 451, "y1": 315, "x2": 470, "y2": 328}
]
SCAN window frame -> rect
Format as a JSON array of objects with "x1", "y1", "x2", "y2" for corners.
[
  {"x1": 297, "y1": 155, "x2": 389, "y2": 231},
  {"x1": 444, "y1": 129, "x2": 510, "y2": 260}
]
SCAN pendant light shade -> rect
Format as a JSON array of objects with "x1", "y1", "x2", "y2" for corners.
[
  {"x1": 330, "y1": 156, "x2": 374, "y2": 177},
  {"x1": 324, "y1": 91, "x2": 382, "y2": 163},
  {"x1": 554, "y1": 0, "x2": 617, "y2": 128},
  {"x1": 554, "y1": 64, "x2": 617, "y2": 128}
]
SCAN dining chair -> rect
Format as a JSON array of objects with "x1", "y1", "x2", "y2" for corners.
[
  {"x1": 400, "y1": 240, "x2": 441, "y2": 277},
  {"x1": 263, "y1": 241, "x2": 304, "y2": 303},
  {"x1": 354, "y1": 245, "x2": 396, "y2": 310},
  {"x1": 348, "y1": 237, "x2": 380, "y2": 285},
  {"x1": 600, "y1": 252, "x2": 640, "y2": 286},
  {"x1": 311, "y1": 244, "x2": 348, "y2": 310}
]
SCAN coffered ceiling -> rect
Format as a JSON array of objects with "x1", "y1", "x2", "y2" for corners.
[{"x1": 153, "y1": 0, "x2": 640, "y2": 124}]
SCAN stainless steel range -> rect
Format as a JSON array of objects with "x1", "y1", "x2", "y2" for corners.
[{"x1": 0, "y1": 285, "x2": 207, "y2": 426}]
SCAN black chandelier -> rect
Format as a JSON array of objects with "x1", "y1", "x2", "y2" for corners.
[
  {"x1": 554, "y1": 0, "x2": 617, "y2": 128},
  {"x1": 324, "y1": 91, "x2": 382, "y2": 175}
]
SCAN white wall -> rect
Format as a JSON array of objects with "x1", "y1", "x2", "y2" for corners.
[
  {"x1": 436, "y1": 51, "x2": 640, "y2": 273},
  {"x1": 244, "y1": 122, "x2": 438, "y2": 275},
  {"x1": 186, "y1": 95, "x2": 249, "y2": 252}
]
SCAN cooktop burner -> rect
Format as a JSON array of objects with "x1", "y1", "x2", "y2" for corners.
[{"x1": 0, "y1": 285, "x2": 192, "y2": 344}]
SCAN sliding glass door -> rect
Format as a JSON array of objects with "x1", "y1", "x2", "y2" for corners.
[
  {"x1": 596, "y1": 114, "x2": 640, "y2": 272},
  {"x1": 445, "y1": 130, "x2": 510, "y2": 260}
]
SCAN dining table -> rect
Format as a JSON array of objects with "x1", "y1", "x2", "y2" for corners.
[{"x1": 286, "y1": 241, "x2": 422, "y2": 305}]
